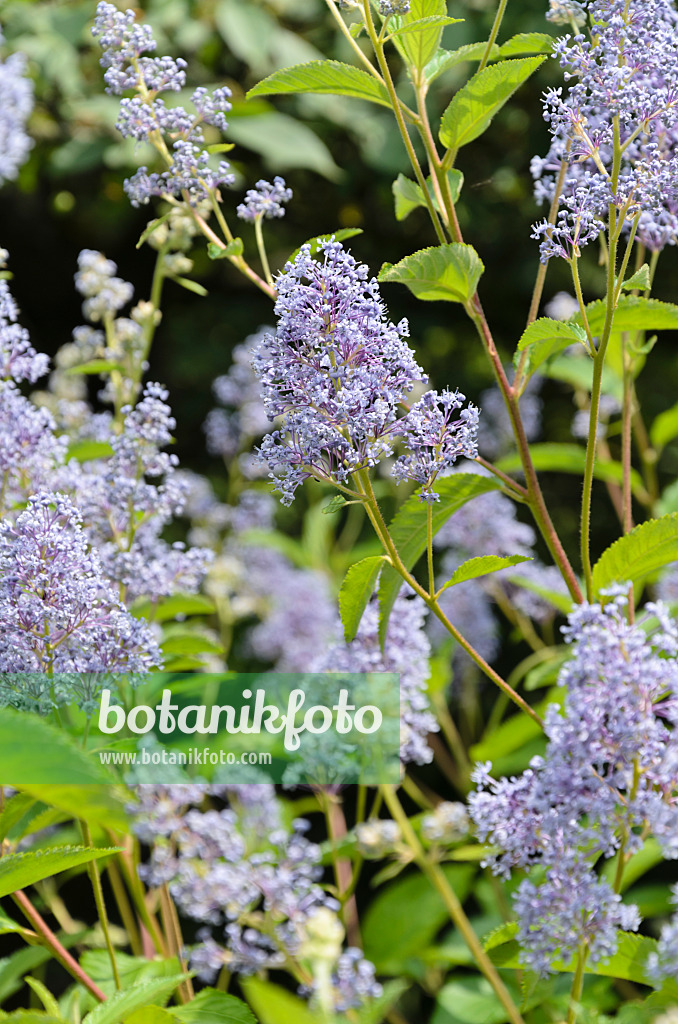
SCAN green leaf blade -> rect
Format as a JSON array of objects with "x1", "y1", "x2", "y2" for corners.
[
  {"x1": 247, "y1": 60, "x2": 391, "y2": 107},
  {"x1": 339, "y1": 556, "x2": 386, "y2": 642},
  {"x1": 440, "y1": 56, "x2": 545, "y2": 153},
  {"x1": 378, "y1": 243, "x2": 483, "y2": 304},
  {"x1": 514, "y1": 317, "x2": 589, "y2": 378},
  {"x1": 440, "y1": 554, "x2": 532, "y2": 592},
  {"x1": 0, "y1": 846, "x2": 119, "y2": 899},
  {"x1": 592, "y1": 513, "x2": 678, "y2": 595}
]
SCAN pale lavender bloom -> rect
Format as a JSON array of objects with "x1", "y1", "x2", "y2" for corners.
[
  {"x1": 237, "y1": 177, "x2": 292, "y2": 221},
  {"x1": 648, "y1": 884, "x2": 678, "y2": 983},
  {"x1": 470, "y1": 594, "x2": 678, "y2": 974},
  {"x1": 74, "y1": 249, "x2": 133, "y2": 321},
  {"x1": 544, "y1": 291, "x2": 579, "y2": 320},
  {"x1": 0, "y1": 277, "x2": 48, "y2": 383},
  {"x1": 0, "y1": 492, "x2": 160, "y2": 686},
  {"x1": 0, "y1": 383, "x2": 67, "y2": 508},
  {"x1": 253, "y1": 241, "x2": 426, "y2": 504},
  {"x1": 546, "y1": 0, "x2": 587, "y2": 25},
  {"x1": 533, "y1": 0, "x2": 678, "y2": 257},
  {"x1": 0, "y1": 43, "x2": 33, "y2": 185},
  {"x1": 379, "y1": 0, "x2": 411, "y2": 12},
  {"x1": 204, "y1": 328, "x2": 274, "y2": 459},
  {"x1": 327, "y1": 950, "x2": 383, "y2": 1012},
  {"x1": 391, "y1": 389, "x2": 479, "y2": 502},
  {"x1": 312, "y1": 590, "x2": 437, "y2": 765},
  {"x1": 92, "y1": 2, "x2": 234, "y2": 207}
]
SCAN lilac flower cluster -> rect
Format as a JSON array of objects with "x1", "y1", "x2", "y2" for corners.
[
  {"x1": 312, "y1": 589, "x2": 438, "y2": 765},
  {"x1": 470, "y1": 594, "x2": 678, "y2": 975},
  {"x1": 532, "y1": 0, "x2": 678, "y2": 257},
  {"x1": 204, "y1": 328, "x2": 274, "y2": 464},
  {"x1": 59, "y1": 383, "x2": 213, "y2": 604},
  {"x1": 392, "y1": 389, "x2": 479, "y2": 502},
  {"x1": 0, "y1": 493, "x2": 159, "y2": 696},
  {"x1": 253, "y1": 240, "x2": 427, "y2": 504},
  {"x1": 237, "y1": 177, "x2": 293, "y2": 222},
  {"x1": 379, "y1": 0, "x2": 411, "y2": 13},
  {"x1": 0, "y1": 33, "x2": 33, "y2": 186},
  {"x1": 92, "y1": 2, "x2": 234, "y2": 206},
  {"x1": 129, "y1": 784, "x2": 380, "y2": 1010},
  {"x1": 74, "y1": 249, "x2": 134, "y2": 322}
]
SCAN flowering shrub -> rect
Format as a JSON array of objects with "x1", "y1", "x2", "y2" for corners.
[{"x1": 2, "y1": 2, "x2": 678, "y2": 1024}]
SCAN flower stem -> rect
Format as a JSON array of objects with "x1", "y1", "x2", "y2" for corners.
[
  {"x1": 381, "y1": 785, "x2": 527, "y2": 1024},
  {"x1": 80, "y1": 820, "x2": 121, "y2": 990},
  {"x1": 567, "y1": 943, "x2": 588, "y2": 1024},
  {"x1": 478, "y1": 0, "x2": 510, "y2": 71}
]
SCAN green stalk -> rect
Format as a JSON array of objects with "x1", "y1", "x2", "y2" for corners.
[
  {"x1": 382, "y1": 786, "x2": 527, "y2": 1024},
  {"x1": 80, "y1": 820, "x2": 121, "y2": 990},
  {"x1": 254, "y1": 215, "x2": 273, "y2": 286},
  {"x1": 478, "y1": 0, "x2": 510, "y2": 71},
  {"x1": 567, "y1": 943, "x2": 588, "y2": 1024}
]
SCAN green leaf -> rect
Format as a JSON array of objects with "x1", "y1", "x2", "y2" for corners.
[
  {"x1": 0, "y1": 907, "x2": 30, "y2": 936},
  {"x1": 339, "y1": 556, "x2": 386, "y2": 642},
  {"x1": 497, "y1": 32, "x2": 554, "y2": 57},
  {"x1": 205, "y1": 142, "x2": 236, "y2": 154},
  {"x1": 241, "y1": 979, "x2": 317, "y2": 1024},
  {"x1": 514, "y1": 317, "x2": 589, "y2": 378},
  {"x1": 0, "y1": 792, "x2": 36, "y2": 842},
  {"x1": 439, "y1": 554, "x2": 532, "y2": 592},
  {"x1": 136, "y1": 211, "x2": 173, "y2": 249},
  {"x1": 0, "y1": 1015, "x2": 64, "y2": 1023},
  {"x1": 321, "y1": 494, "x2": 347, "y2": 514},
  {"x1": 0, "y1": 708, "x2": 128, "y2": 829},
  {"x1": 168, "y1": 990, "x2": 257, "y2": 1024},
  {"x1": 171, "y1": 276, "x2": 208, "y2": 297},
  {"x1": 389, "y1": 16, "x2": 462, "y2": 40},
  {"x1": 66, "y1": 360, "x2": 125, "y2": 376},
  {"x1": 497, "y1": 443, "x2": 645, "y2": 494},
  {"x1": 424, "y1": 43, "x2": 500, "y2": 83},
  {"x1": 25, "y1": 978, "x2": 62, "y2": 1018},
  {"x1": 378, "y1": 243, "x2": 483, "y2": 304},
  {"x1": 434, "y1": 976, "x2": 526, "y2": 1024},
  {"x1": 592, "y1": 513, "x2": 678, "y2": 595},
  {"x1": 390, "y1": 0, "x2": 450, "y2": 71},
  {"x1": 82, "y1": 976, "x2": 188, "y2": 1024},
  {"x1": 542, "y1": 352, "x2": 623, "y2": 401},
  {"x1": 392, "y1": 170, "x2": 463, "y2": 221},
  {"x1": 228, "y1": 107, "x2": 341, "y2": 180},
  {"x1": 362, "y1": 864, "x2": 475, "y2": 973},
  {"x1": 488, "y1": 930, "x2": 658, "y2": 985},
  {"x1": 440, "y1": 57, "x2": 545, "y2": 153},
  {"x1": 651, "y1": 401, "x2": 678, "y2": 450},
  {"x1": 621, "y1": 263, "x2": 651, "y2": 291},
  {"x1": 160, "y1": 634, "x2": 224, "y2": 655},
  {"x1": 247, "y1": 60, "x2": 391, "y2": 107},
  {"x1": 207, "y1": 238, "x2": 244, "y2": 260},
  {"x1": 0, "y1": 845, "x2": 118, "y2": 899},
  {"x1": 505, "y1": 572, "x2": 572, "y2": 615},
  {"x1": 130, "y1": 593, "x2": 216, "y2": 622},
  {"x1": 577, "y1": 295, "x2": 678, "y2": 335},
  {"x1": 378, "y1": 473, "x2": 501, "y2": 649},
  {"x1": 65, "y1": 440, "x2": 114, "y2": 462},
  {"x1": 126, "y1": 1011, "x2": 175, "y2": 1024}
]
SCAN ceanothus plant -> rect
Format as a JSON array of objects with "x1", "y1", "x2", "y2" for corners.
[{"x1": 3, "y1": 1, "x2": 678, "y2": 1023}]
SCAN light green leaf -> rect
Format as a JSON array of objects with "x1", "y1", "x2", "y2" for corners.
[
  {"x1": 577, "y1": 295, "x2": 678, "y2": 335},
  {"x1": 439, "y1": 554, "x2": 532, "y2": 592},
  {"x1": 168, "y1": 990, "x2": 257, "y2": 1024},
  {"x1": 227, "y1": 109, "x2": 341, "y2": 180},
  {"x1": 424, "y1": 43, "x2": 499, "y2": 83},
  {"x1": 247, "y1": 60, "x2": 391, "y2": 107},
  {"x1": 497, "y1": 443, "x2": 645, "y2": 494},
  {"x1": 378, "y1": 243, "x2": 483, "y2": 304},
  {"x1": 0, "y1": 1015, "x2": 64, "y2": 1023},
  {"x1": 440, "y1": 56, "x2": 545, "y2": 154},
  {"x1": 434, "y1": 976, "x2": 525, "y2": 1024},
  {"x1": 0, "y1": 907, "x2": 30, "y2": 936},
  {"x1": 82, "y1": 976, "x2": 188, "y2": 1024},
  {"x1": 378, "y1": 473, "x2": 502, "y2": 646},
  {"x1": 0, "y1": 846, "x2": 118, "y2": 899},
  {"x1": 505, "y1": 572, "x2": 572, "y2": 615},
  {"x1": 621, "y1": 263, "x2": 651, "y2": 291},
  {"x1": 136, "y1": 211, "x2": 173, "y2": 249},
  {"x1": 390, "y1": 0, "x2": 450, "y2": 71},
  {"x1": 0, "y1": 793, "x2": 36, "y2": 843},
  {"x1": 241, "y1": 979, "x2": 317, "y2": 1024},
  {"x1": 339, "y1": 556, "x2": 386, "y2": 642},
  {"x1": 542, "y1": 352, "x2": 623, "y2": 401},
  {"x1": 651, "y1": 402, "x2": 678, "y2": 451},
  {"x1": 321, "y1": 494, "x2": 348, "y2": 514},
  {"x1": 25, "y1": 978, "x2": 62, "y2": 1018},
  {"x1": 497, "y1": 32, "x2": 554, "y2": 57},
  {"x1": 592, "y1": 513, "x2": 678, "y2": 595},
  {"x1": 389, "y1": 16, "x2": 463, "y2": 40},
  {"x1": 205, "y1": 142, "x2": 236, "y2": 154},
  {"x1": 392, "y1": 170, "x2": 463, "y2": 221},
  {"x1": 160, "y1": 634, "x2": 224, "y2": 655},
  {"x1": 488, "y1": 930, "x2": 658, "y2": 985},
  {"x1": 130, "y1": 593, "x2": 216, "y2": 622},
  {"x1": 514, "y1": 317, "x2": 589, "y2": 377},
  {"x1": 0, "y1": 708, "x2": 127, "y2": 829},
  {"x1": 65, "y1": 440, "x2": 114, "y2": 462},
  {"x1": 658, "y1": 479, "x2": 678, "y2": 516},
  {"x1": 126, "y1": 1011, "x2": 175, "y2": 1024},
  {"x1": 172, "y1": 276, "x2": 208, "y2": 297},
  {"x1": 207, "y1": 238, "x2": 244, "y2": 260},
  {"x1": 66, "y1": 360, "x2": 125, "y2": 376}
]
